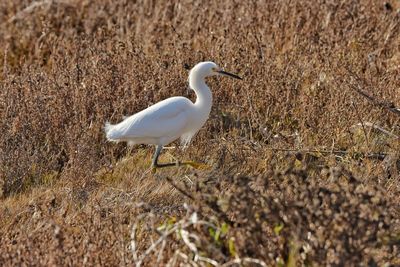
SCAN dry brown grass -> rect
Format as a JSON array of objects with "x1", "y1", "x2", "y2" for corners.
[{"x1": 0, "y1": 0, "x2": 399, "y2": 265}]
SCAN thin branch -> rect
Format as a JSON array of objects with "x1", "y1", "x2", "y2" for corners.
[
  {"x1": 345, "y1": 67, "x2": 400, "y2": 117},
  {"x1": 165, "y1": 176, "x2": 194, "y2": 200},
  {"x1": 165, "y1": 250, "x2": 179, "y2": 267},
  {"x1": 156, "y1": 239, "x2": 166, "y2": 264},
  {"x1": 130, "y1": 223, "x2": 138, "y2": 262},
  {"x1": 350, "y1": 122, "x2": 399, "y2": 139},
  {"x1": 135, "y1": 220, "x2": 193, "y2": 267},
  {"x1": 265, "y1": 147, "x2": 389, "y2": 160},
  {"x1": 5, "y1": 0, "x2": 74, "y2": 25},
  {"x1": 197, "y1": 255, "x2": 219, "y2": 266},
  {"x1": 352, "y1": 85, "x2": 400, "y2": 116},
  {"x1": 7, "y1": 0, "x2": 52, "y2": 24}
]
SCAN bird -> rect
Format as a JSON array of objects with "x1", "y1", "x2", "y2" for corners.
[{"x1": 104, "y1": 61, "x2": 242, "y2": 171}]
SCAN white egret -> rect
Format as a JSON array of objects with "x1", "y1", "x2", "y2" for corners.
[{"x1": 104, "y1": 61, "x2": 242, "y2": 170}]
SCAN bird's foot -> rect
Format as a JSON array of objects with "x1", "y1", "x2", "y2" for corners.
[{"x1": 151, "y1": 161, "x2": 210, "y2": 172}]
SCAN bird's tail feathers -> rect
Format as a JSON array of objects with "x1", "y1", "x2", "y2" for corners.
[{"x1": 104, "y1": 122, "x2": 118, "y2": 141}]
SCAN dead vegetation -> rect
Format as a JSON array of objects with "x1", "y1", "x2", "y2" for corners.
[{"x1": 0, "y1": 0, "x2": 399, "y2": 266}]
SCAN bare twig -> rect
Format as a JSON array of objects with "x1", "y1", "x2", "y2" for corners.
[
  {"x1": 346, "y1": 67, "x2": 400, "y2": 117},
  {"x1": 180, "y1": 229, "x2": 198, "y2": 253},
  {"x1": 352, "y1": 85, "x2": 400, "y2": 117},
  {"x1": 7, "y1": 0, "x2": 52, "y2": 24},
  {"x1": 166, "y1": 250, "x2": 187, "y2": 267},
  {"x1": 165, "y1": 250, "x2": 179, "y2": 267},
  {"x1": 134, "y1": 219, "x2": 192, "y2": 267},
  {"x1": 197, "y1": 255, "x2": 219, "y2": 266},
  {"x1": 156, "y1": 238, "x2": 166, "y2": 264},
  {"x1": 350, "y1": 122, "x2": 399, "y2": 139},
  {"x1": 265, "y1": 147, "x2": 389, "y2": 160},
  {"x1": 5, "y1": 0, "x2": 74, "y2": 25},
  {"x1": 130, "y1": 223, "x2": 138, "y2": 262},
  {"x1": 132, "y1": 206, "x2": 240, "y2": 267},
  {"x1": 165, "y1": 176, "x2": 194, "y2": 200}
]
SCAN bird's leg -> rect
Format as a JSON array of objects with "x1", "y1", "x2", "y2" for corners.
[{"x1": 151, "y1": 145, "x2": 178, "y2": 172}]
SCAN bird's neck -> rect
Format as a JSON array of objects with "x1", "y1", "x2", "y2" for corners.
[{"x1": 190, "y1": 76, "x2": 212, "y2": 113}]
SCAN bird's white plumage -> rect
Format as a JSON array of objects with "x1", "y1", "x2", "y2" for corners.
[
  {"x1": 104, "y1": 61, "x2": 241, "y2": 163},
  {"x1": 105, "y1": 96, "x2": 193, "y2": 145}
]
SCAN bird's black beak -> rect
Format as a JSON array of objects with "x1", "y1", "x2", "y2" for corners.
[{"x1": 217, "y1": 70, "x2": 242, "y2": 80}]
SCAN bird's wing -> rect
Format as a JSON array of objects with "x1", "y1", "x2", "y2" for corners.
[{"x1": 114, "y1": 97, "x2": 192, "y2": 139}]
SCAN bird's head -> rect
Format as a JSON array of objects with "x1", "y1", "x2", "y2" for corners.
[{"x1": 189, "y1": 61, "x2": 242, "y2": 80}]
